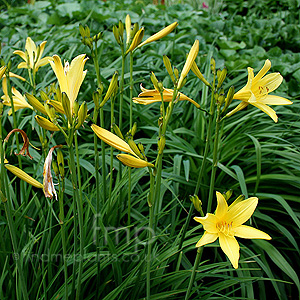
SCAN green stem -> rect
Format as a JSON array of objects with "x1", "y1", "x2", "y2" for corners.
[
  {"x1": 207, "y1": 111, "x2": 221, "y2": 213},
  {"x1": 184, "y1": 247, "x2": 203, "y2": 300},
  {"x1": 58, "y1": 179, "x2": 68, "y2": 299},
  {"x1": 118, "y1": 50, "x2": 126, "y2": 131},
  {"x1": 176, "y1": 73, "x2": 216, "y2": 265},
  {"x1": 100, "y1": 107, "x2": 107, "y2": 203},
  {"x1": 0, "y1": 109, "x2": 28, "y2": 300},
  {"x1": 67, "y1": 133, "x2": 84, "y2": 300},
  {"x1": 92, "y1": 41, "x2": 102, "y2": 87},
  {"x1": 146, "y1": 170, "x2": 155, "y2": 300},
  {"x1": 109, "y1": 100, "x2": 115, "y2": 213}
]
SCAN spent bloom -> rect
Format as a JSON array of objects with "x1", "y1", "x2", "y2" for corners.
[
  {"x1": 194, "y1": 192, "x2": 271, "y2": 269},
  {"x1": 49, "y1": 54, "x2": 88, "y2": 113},
  {"x1": 13, "y1": 37, "x2": 52, "y2": 73},
  {"x1": 226, "y1": 59, "x2": 292, "y2": 122}
]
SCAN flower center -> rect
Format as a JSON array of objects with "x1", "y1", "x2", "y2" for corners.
[
  {"x1": 258, "y1": 85, "x2": 269, "y2": 95},
  {"x1": 216, "y1": 220, "x2": 233, "y2": 236}
]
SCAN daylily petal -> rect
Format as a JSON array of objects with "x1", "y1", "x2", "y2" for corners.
[
  {"x1": 50, "y1": 55, "x2": 69, "y2": 96},
  {"x1": 194, "y1": 213, "x2": 218, "y2": 233},
  {"x1": 252, "y1": 59, "x2": 271, "y2": 86},
  {"x1": 219, "y1": 233, "x2": 240, "y2": 269},
  {"x1": 251, "y1": 102, "x2": 278, "y2": 122},
  {"x1": 25, "y1": 37, "x2": 36, "y2": 68},
  {"x1": 226, "y1": 197, "x2": 258, "y2": 227},
  {"x1": 226, "y1": 101, "x2": 248, "y2": 118},
  {"x1": 252, "y1": 73, "x2": 283, "y2": 96},
  {"x1": 234, "y1": 225, "x2": 271, "y2": 240},
  {"x1": 215, "y1": 191, "x2": 228, "y2": 219},
  {"x1": 36, "y1": 41, "x2": 47, "y2": 62},
  {"x1": 260, "y1": 95, "x2": 292, "y2": 105},
  {"x1": 13, "y1": 50, "x2": 26, "y2": 61},
  {"x1": 196, "y1": 232, "x2": 218, "y2": 248},
  {"x1": 17, "y1": 62, "x2": 29, "y2": 69},
  {"x1": 36, "y1": 56, "x2": 53, "y2": 69}
]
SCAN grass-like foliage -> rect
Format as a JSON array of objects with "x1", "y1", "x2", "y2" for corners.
[{"x1": 0, "y1": 0, "x2": 299, "y2": 299}]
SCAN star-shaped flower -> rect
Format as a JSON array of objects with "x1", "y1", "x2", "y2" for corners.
[
  {"x1": 226, "y1": 59, "x2": 292, "y2": 122},
  {"x1": 194, "y1": 192, "x2": 271, "y2": 269}
]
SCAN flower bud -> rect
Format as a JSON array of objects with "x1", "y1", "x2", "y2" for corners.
[
  {"x1": 79, "y1": 24, "x2": 85, "y2": 38},
  {"x1": 75, "y1": 101, "x2": 87, "y2": 129},
  {"x1": 118, "y1": 20, "x2": 124, "y2": 41},
  {"x1": 223, "y1": 189, "x2": 232, "y2": 201},
  {"x1": 150, "y1": 71, "x2": 159, "y2": 90},
  {"x1": 222, "y1": 86, "x2": 235, "y2": 113},
  {"x1": 26, "y1": 93, "x2": 47, "y2": 115},
  {"x1": 174, "y1": 67, "x2": 179, "y2": 80},
  {"x1": 113, "y1": 25, "x2": 121, "y2": 44},
  {"x1": 210, "y1": 58, "x2": 216, "y2": 74},
  {"x1": 217, "y1": 68, "x2": 227, "y2": 90},
  {"x1": 73, "y1": 99, "x2": 79, "y2": 117},
  {"x1": 163, "y1": 55, "x2": 175, "y2": 83},
  {"x1": 44, "y1": 102, "x2": 56, "y2": 122},
  {"x1": 125, "y1": 14, "x2": 131, "y2": 45},
  {"x1": 190, "y1": 194, "x2": 202, "y2": 213},
  {"x1": 57, "y1": 148, "x2": 65, "y2": 179},
  {"x1": 112, "y1": 123, "x2": 124, "y2": 140},
  {"x1": 35, "y1": 116, "x2": 60, "y2": 131},
  {"x1": 158, "y1": 136, "x2": 166, "y2": 154},
  {"x1": 61, "y1": 92, "x2": 72, "y2": 123},
  {"x1": 127, "y1": 139, "x2": 142, "y2": 158},
  {"x1": 131, "y1": 23, "x2": 139, "y2": 39},
  {"x1": 100, "y1": 71, "x2": 118, "y2": 107},
  {"x1": 131, "y1": 122, "x2": 137, "y2": 137}
]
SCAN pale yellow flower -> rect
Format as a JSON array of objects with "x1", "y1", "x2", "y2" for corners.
[
  {"x1": 13, "y1": 37, "x2": 52, "y2": 73},
  {"x1": 49, "y1": 54, "x2": 88, "y2": 113},
  {"x1": 194, "y1": 192, "x2": 271, "y2": 269},
  {"x1": 226, "y1": 59, "x2": 292, "y2": 122},
  {"x1": 133, "y1": 84, "x2": 200, "y2": 108},
  {"x1": 2, "y1": 86, "x2": 33, "y2": 115}
]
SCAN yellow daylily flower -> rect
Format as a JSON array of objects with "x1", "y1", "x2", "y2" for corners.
[
  {"x1": 13, "y1": 37, "x2": 52, "y2": 73},
  {"x1": 117, "y1": 154, "x2": 154, "y2": 168},
  {"x1": 2, "y1": 86, "x2": 33, "y2": 115},
  {"x1": 49, "y1": 54, "x2": 88, "y2": 113},
  {"x1": 91, "y1": 124, "x2": 138, "y2": 157},
  {"x1": 226, "y1": 59, "x2": 292, "y2": 122},
  {"x1": 177, "y1": 39, "x2": 199, "y2": 89},
  {"x1": 138, "y1": 21, "x2": 178, "y2": 48},
  {"x1": 133, "y1": 84, "x2": 200, "y2": 108},
  {"x1": 5, "y1": 164, "x2": 43, "y2": 189},
  {"x1": 194, "y1": 192, "x2": 271, "y2": 269}
]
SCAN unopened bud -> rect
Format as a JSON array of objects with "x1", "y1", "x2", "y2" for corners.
[
  {"x1": 79, "y1": 24, "x2": 85, "y2": 38},
  {"x1": 112, "y1": 124, "x2": 124, "y2": 139},
  {"x1": 118, "y1": 20, "x2": 124, "y2": 41},
  {"x1": 57, "y1": 148, "x2": 65, "y2": 179},
  {"x1": 157, "y1": 82, "x2": 164, "y2": 93},
  {"x1": 131, "y1": 23, "x2": 139, "y2": 39},
  {"x1": 84, "y1": 25, "x2": 90, "y2": 38},
  {"x1": 44, "y1": 102, "x2": 56, "y2": 122},
  {"x1": 61, "y1": 92, "x2": 72, "y2": 123},
  {"x1": 150, "y1": 72, "x2": 159, "y2": 90},
  {"x1": 223, "y1": 189, "x2": 232, "y2": 201},
  {"x1": 210, "y1": 58, "x2": 216, "y2": 74},
  {"x1": 131, "y1": 122, "x2": 137, "y2": 137},
  {"x1": 75, "y1": 101, "x2": 87, "y2": 129},
  {"x1": 190, "y1": 194, "x2": 202, "y2": 213},
  {"x1": 73, "y1": 99, "x2": 79, "y2": 116},
  {"x1": 127, "y1": 139, "x2": 142, "y2": 158},
  {"x1": 163, "y1": 55, "x2": 175, "y2": 83},
  {"x1": 217, "y1": 68, "x2": 227, "y2": 90},
  {"x1": 138, "y1": 143, "x2": 145, "y2": 156},
  {"x1": 113, "y1": 25, "x2": 120, "y2": 44},
  {"x1": 174, "y1": 67, "x2": 179, "y2": 80},
  {"x1": 52, "y1": 160, "x2": 59, "y2": 178},
  {"x1": 40, "y1": 90, "x2": 48, "y2": 102},
  {"x1": 158, "y1": 136, "x2": 166, "y2": 154},
  {"x1": 222, "y1": 86, "x2": 235, "y2": 113}
]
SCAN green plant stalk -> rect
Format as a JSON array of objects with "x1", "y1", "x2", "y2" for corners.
[
  {"x1": 146, "y1": 169, "x2": 155, "y2": 300},
  {"x1": 5, "y1": 75, "x2": 24, "y2": 200},
  {"x1": 153, "y1": 87, "x2": 178, "y2": 229},
  {"x1": 93, "y1": 107, "x2": 101, "y2": 294},
  {"x1": 92, "y1": 40, "x2": 102, "y2": 87},
  {"x1": 58, "y1": 179, "x2": 68, "y2": 299},
  {"x1": 128, "y1": 52, "x2": 134, "y2": 226},
  {"x1": 100, "y1": 107, "x2": 107, "y2": 203},
  {"x1": 207, "y1": 109, "x2": 221, "y2": 213},
  {"x1": 108, "y1": 98, "x2": 115, "y2": 213},
  {"x1": 184, "y1": 247, "x2": 204, "y2": 300},
  {"x1": 0, "y1": 106, "x2": 28, "y2": 300},
  {"x1": 176, "y1": 73, "x2": 216, "y2": 265},
  {"x1": 74, "y1": 132, "x2": 85, "y2": 300}
]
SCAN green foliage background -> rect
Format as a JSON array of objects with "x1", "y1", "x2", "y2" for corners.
[{"x1": 0, "y1": 0, "x2": 299, "y2": 299}]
